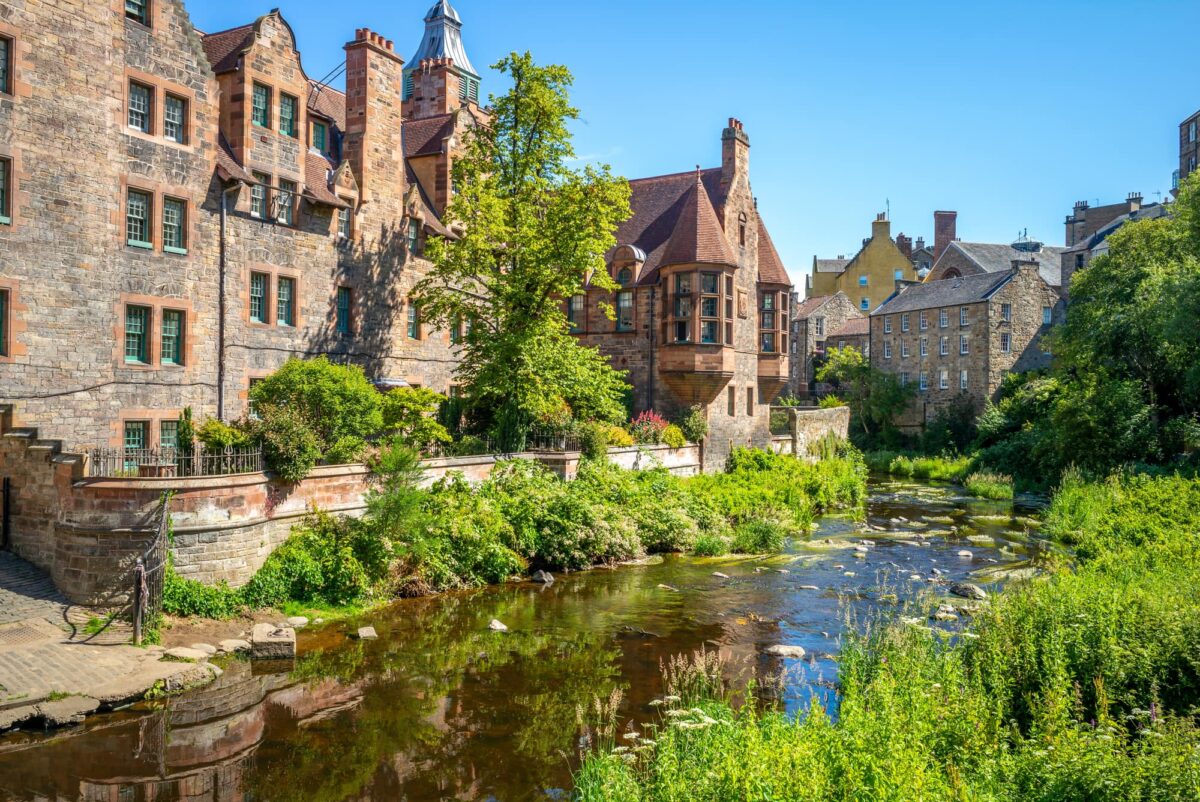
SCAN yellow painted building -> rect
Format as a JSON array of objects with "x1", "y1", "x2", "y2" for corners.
[{"x1": 806, "y1": 215, "x2": 919, "y2": 312}]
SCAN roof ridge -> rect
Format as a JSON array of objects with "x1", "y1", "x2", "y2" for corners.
[
  {"x1": 629, "y1": 167, "x2": 720, "y2": 185},
  {"x1": 197, "y1": 22, "x2": 254, "y2": 39}
]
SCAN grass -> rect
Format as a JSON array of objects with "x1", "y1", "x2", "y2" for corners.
[
  {"x1": 963, "y1": 470, "x2": 1014, "y2": 500},
  {"x1": 574, "y1": 470, "x2": 1200, "y2": 801},
  {"x1": 866, "y1": 450, "x2": 1021, "y2": 501}
]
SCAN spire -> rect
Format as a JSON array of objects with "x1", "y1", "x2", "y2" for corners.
[
  {"x1": 405, "y1": 0, "x2": 478, "y2": 79},
  {"x1": 660, "y1": 174, "x2": 738, "y2": 269}
]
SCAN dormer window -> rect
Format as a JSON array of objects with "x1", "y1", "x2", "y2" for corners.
[
  {"x1": 616, "y1": 267, "x2": 633, "y2": 287},
  {"x1": 313, "y1": 120, "x2": 328, "y2": 154},
  {"x1": 252, "y1": 83, "x2": 271, "y2": 129}
]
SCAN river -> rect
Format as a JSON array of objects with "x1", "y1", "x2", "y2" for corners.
[{"x1": 0, "y1": 477, "x2": 1044, "y2": 801}]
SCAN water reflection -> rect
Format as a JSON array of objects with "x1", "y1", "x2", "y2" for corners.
[{"x1": 0, "y1": 478, "x2": 1041, "y2": 802}]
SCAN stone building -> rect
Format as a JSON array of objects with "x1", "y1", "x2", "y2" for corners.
[
  {"x1": 806, "y1": 214, "x2": 920, "y2": 313},
  {"x1": 923, "y1": 210, "x2": 1067, "y2": 299},
  {"x1": 0, "y1": 0, "x2": 482, "y2": 451},
  {"x1": 1179, "y1": 107, "x2": 1199, "y2": 194},
  {"x1": 870, "y1": 261, "x2": 1064, "y2": 428},
  {"x1": 569, "y1": 120, "x2": 793, "y2": 471},
  {"x1": 825, "y1": 317, "x2": 869, "y2": 357},
  {"x1": 1061, "y1": 196, "x2": 1165, "y2": 295},
  {"x1": 788, "y1": 292, "x2": 860, "y2": 397}
]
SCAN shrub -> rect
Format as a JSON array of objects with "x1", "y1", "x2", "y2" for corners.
[
  {"x1": 629, "y1": 410, "x2": 669, "y2": 444},
  {"x1": 250, "y1": 357, "x2": 384, "y2": 455},
  {"x1": 196, "y1": 418, "x2": 254, "y2": 451},
  {"x1": 253, "y1": 404, "x2": 322, "y2": 482},
  {"x1": 163, "y1": 565, "x2": 242, "y2": 619},
  {"x1": 607, "y1": 426, "x2": 635, "y2": 448},
  {"x1": 692, "y1": 532, "x2": 730, "y2": 557},
  {"x1": 577, "y1": 421, "x2": 611, "y2": 462},
  {"x1": 678, "y1": 404, "x2": 709, "y2": 443},
  {"x1": 731, "y1": 519, "x2": 788, "y2": 553},
  {"x1": 661, "y1": 424, "x2": 686, "y2": 449},
  {"x1": 381, "y1": 387, "x2": 452, "y2": 452},
  {"x1": 963, "y1": 470, "x2": 1014, "y2": 500},
  {"x1": 818, "y1": 394, "x2": 845, "y2": 409}
]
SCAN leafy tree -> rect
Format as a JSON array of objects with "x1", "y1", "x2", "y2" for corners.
[
  {"x1": 816, "y1": 346, "x2": 913, "y2": 441},
  {"x1": 413, "y1": 53, "x2": 633, "y2": 451},
  {"x1": 381, "y1": 387, "x2": 452, "y2": 453}
]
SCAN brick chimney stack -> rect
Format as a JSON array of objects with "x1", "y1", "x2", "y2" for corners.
[
  {"x1": 934, "y1": 211, "x2": 958, "y2": 262},
  {"x1": 344, "y1": 28, "x2": 406, "y2": 219},
  {"x1": 1127, "y1": 191, "x2": 1143, "y2": 213},
  {"x1": 896, "y1": 233, "x2": 913, "y2": 259},
  {"x1": 871, "y1": 213, "x2": 891, "y2": 242},
  {"x1": 721, "y1": 118, "x2": 750, "y2": 192}
]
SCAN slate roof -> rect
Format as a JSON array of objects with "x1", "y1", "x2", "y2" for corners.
[
  {"x1": 814, "y1": 258, "x2": 850, "y2": 274},
  {"x1": 756, "y1": 218, "x2": 790, "y2": 285},
  {"x1": 200, "y1": 24, "x2": 255, "y2": 73},
  {"x1": 947, "y1": 241, "x2": 1067, "y2": 287},
  {"x1": 793, "y1": 295, "x2": 834, "y2": 320},
  {"x1": 875, "y1": 272, "x2": 1012, "y2": 316},
  {"x1": 1063, "y1": 203, "x2": 1167, "y2": 254},
  {"x1": 307, "y1": 81, "x2": 346, "y2": 130},
  {"x1": 615, "y1": 168, "x2": 726, "y2": 286},
  {"x1": 658, "y1": 173, "x2": 738, "y2": 270},
  {"x1": 404, "y1": 114, "x2": 455, "y2": 158},
  {"x1": 828, "y1": 317, "x2": 869, "y2": 338}
]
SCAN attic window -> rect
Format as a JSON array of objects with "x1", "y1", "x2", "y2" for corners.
[{"x1": 616, "y1": 267, "x2": 633, "y2": 287}]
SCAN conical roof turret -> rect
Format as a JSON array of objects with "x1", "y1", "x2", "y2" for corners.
[{"x1": 659, "y1": 169, "x2": 738, "y2": 268}]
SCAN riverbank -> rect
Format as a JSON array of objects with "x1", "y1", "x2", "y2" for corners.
[
  {"x1": 575, "y1": 470, "x2": 1200, "y2": 800},
  {"x1": 864, "y1": 450, "x2": 1018, "y2": 500}
]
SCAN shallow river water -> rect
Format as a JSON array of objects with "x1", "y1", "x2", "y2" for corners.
[{"x1": 0, "y1": 477, "x2": 1044, "y2": 802}]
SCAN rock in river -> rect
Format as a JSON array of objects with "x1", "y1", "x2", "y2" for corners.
[
  {"x1": 488, "y1": 619, "x2": 509, "y2": 632},
  {"x1": 531, "y1": 570, "x2": 555, "y2": 585},
  {"x1": 765, "y1": 645, "x2": 806, "y2": 659},
  {"x1": 950, "y1": 582, "x2": 988, "y2": 601}
]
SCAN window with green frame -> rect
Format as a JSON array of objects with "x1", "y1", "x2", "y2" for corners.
[
  {"x1": 250, "y1": 172, "x2": 269, "y2": 219},
  {"x1": 125, "y1": 0, "x2": 149, "y2": 25},
  {"x1": 276, "y1": 179, "x2": 295, "y2": 225},
  {"x1": 160, "y1": 309, "x2": 184, "y2": 365},
  {"x1": 0, "y1": 37, "x2": 11, "y2": 95},
  {"x1": 312, "y1": 120, "x2": 328, "y2": 153},
  {"x1": 337, "y1": 206, "x2": 351, "y2": 240},
  {"x1": 277, "y1": 276, "x2": 295, "y2": 326},
  {"x1": 616, "y1": 290, "x2": 634, "y2": 332},
  {"x1": 450, "y1": 315, "x2": 463, "y2": 344},
  {"x1": 251, "y1": 83, "x2": 271, "y2": 128},
  {"x1": 126, "y1": 190, "x2": 151, "y2": 248},
  {"x1": 405, "y1": 219, "x2": 420, "y2": 253},
  {"x1": 159, "y1": 419, "x2": 179, "y2": 452},
  {"x1": 407, "y1": 302, "x2": 420, "y2": 340},
  {"x1": 336, "y1": 287, "x2": 352, "y2": 335},
  {"x1": 124, "y1": 305, "x2": 150, "y2": 363},
  {"x1": 280, "y1": 94, "x2": 298, "y2": 137},
  {"x1": 0, "y1": 158, "x2": 10, "y2": 224},
  {"x1": 249, "y1": 273, "x2": 268, "y2": 324},
  {"x1": 0, "y1": 289, "x2": 8, "y2": 357},
  {"x1": 162, "y1": 197, "x2": 186, "y2": 253},
  {"x1": 124, "y1": 420, "x2": 148, "y2": 450}
]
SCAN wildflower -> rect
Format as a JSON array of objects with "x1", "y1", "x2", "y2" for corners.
[
  {"x1": 648, "y1": 699, "x2": 665, "y2": 707},
  {"x1": 622, "y1": 731, "x2": 640, "y2": 741},
  {"x1": 664, "y1": 695, "x2": 681, "y2": 703}
]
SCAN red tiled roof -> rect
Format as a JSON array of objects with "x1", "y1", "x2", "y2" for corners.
[
  {"x1": 302, "y1": 152, "x2": 349, "y2": 208},
  {"x1": 757, "y1": 218, "x2": 790, "y2": 285},
  {"x1": 657, "y1": 172, "x2": 738, "y2": 270},
  {"x1": 404, "y1": 163, "x2": 455, "y2": 239},
  {"x1": 307, "y1": 81, "x2": 346, "y2": 130},
  {"x1": 615, "y1": 168, "x2": 727, "y2": 286},
  {"x1": 404, "y1": 114, "x2": 455, "y2": 158},
  {"x1": 827, "y1": 317, "x2": 869, "y2": 338},
  {"x1": 793, "y1": 295, "x2": 833, "y2": 319},
  {"x1": 215, "y1": 134, "x2": 253, "y2": 183},
  {"x1": 200, "y1": 24, "x2": 255, "y2": 74}
]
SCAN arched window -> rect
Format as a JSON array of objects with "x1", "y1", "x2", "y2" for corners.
[{"x1": 616, "y1": 267, "x2": 633, "y2": 287}]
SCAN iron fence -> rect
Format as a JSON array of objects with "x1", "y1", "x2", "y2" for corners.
[{"x1": 85, "y1": 446, "x2": 265, "y2": 479}]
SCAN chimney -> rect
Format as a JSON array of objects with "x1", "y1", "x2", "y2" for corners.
[
  {"x1": 915, "y1": 236, "x2": 925, "y2": 251},
  {"x1": 1011, "y1": 258, "x2": 1039, "y2": 276},
  {"x1": 344, "y1": 28, "x2": 405, "y2": 216},
  {"x1": 934, "y1": 211, "x2": 958, "y2": 262},
  {"x1": 896, "y1": 233, "x2": 913, "y2": 259},
  {"x1": 1127, "y1": 191, "x2": 1143, "y2": 213},
  {"x1": 721, "y1": 118, "x2": 750, "y2": 191},
  {"x1": 871, "y1": 213, "x2": 891, "y2": 242}
]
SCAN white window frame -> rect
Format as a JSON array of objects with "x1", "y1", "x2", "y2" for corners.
[
  {"x1": 960, "y1": 335, "x2": 969, "y2": 355},
  {"x1": 939, "y1": 309, "x2": 949, "y2": 328},
  {"x1": 960, "y1": 369, "x2": 969, "y2": 390},
  {"x1": 960, "y1": 307, "x2": 969, "y2": 326},
  {"x1": 939, "y1": 370, "x2": 949, "y2": 390},
  {"x1": 1000, "y1": 332, "x2": 1012, "y2": 353},
  {"x1": 884, "y1": 317, "x2": 892, "y2": 334},
  {"x1": 919, "y1": 372, "x2": 928, "y2": 392},
  {"x1": 884, "y1": 341, "x2": 892, "y2": 359}
]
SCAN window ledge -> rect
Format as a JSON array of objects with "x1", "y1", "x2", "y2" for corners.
[
  {"x1": 0, "y1": 215, "x2": 10, "y2": 226},
  {"x1": 164, "y1": 246, "x2": 188, "y2": 256},
  {"x1": 127, "y1": 240, "x2": 153, "y2": 250}
]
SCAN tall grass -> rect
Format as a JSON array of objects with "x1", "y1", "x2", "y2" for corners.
[
  {"x1": 963, "y1": 470, "x2": 1014, "y2": 500},
  {"x1": 575, "y1": 472, "x2": 1200, "y2": 800}
]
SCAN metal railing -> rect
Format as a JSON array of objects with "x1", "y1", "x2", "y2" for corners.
[{"x1": 85, "y1": 446, "x2": 265, "y2": 479}]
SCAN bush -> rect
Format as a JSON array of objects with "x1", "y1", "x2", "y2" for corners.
[
  {"x1": 730, "y1": 519, "x2": 788, "y2": 553},
  {"x1": 577, "y1": 421, "x2": 611, "y2": 461},
  {"x1": 661, "y1": 424, "x2": 686, "y2": 449},
  {"x1": 381, "y1": 387, "x2": 453, "y2": 452},
  {"x1": 818, "y1": 394, "x2": 845, "y2": 409},
  {"x1": 196, "y1": 418, "x2": 254, "y2": 451},
  {"x1": 692, "y1": 532, "x2": 730, "y2": 557},
  {"x1": 629, "y1": 410, "x2": 669, "y2": 444},
  {"x1": 607, "y1": 426, "x2": 635, "y2": 448},
  {"x1": 677, "y1": 405, "x2": 709, "y2": 443},
  {"x1": 253, "y1": 404, "x2": 322, "y2": 482},
  {"x1": 963, "y1": 470, "x2": 1014, "y2": 500},
  {"x1": 250, "y1": 357, "x2": 384, "y2": 455}
]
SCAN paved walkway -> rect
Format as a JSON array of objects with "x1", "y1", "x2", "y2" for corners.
[{"x1": 0, "y1": 552, "x2": 212, "y2": 728}]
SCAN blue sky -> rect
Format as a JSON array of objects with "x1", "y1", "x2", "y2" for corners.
[{"x1": 191, "y1": 0, "x2": 1199, "y2": 287}]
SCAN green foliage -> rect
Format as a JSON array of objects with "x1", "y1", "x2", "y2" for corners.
[
  {"x1": 817, "y1": 394, "x2": 845, "y2": 409},
  {"x1": 252, "y1": 403, "x2": 322, "y2": 483},
  {"x1": 865, "y1": 450, "x2": 971, "y2": 483},
  {"x1": 629, "y1": 410, "x2": 669, "y2": 444},
  {"x1": 661, "y1": 424, "x2": 686, "y2": 449},
  {"x1": 577, "y1": 420, "x2": 612, "y2": 462},
  {"x1": 606, "y1": 425, "x2": 635, "y2": 448},
  {"x1": 677, "y1": 404, "x2": 709, "y2": 443},
  {"x1": 576, "y1": 473, "x2": 1200, "y2": 802},
  {"x1": 963, "y1": 470, "x2": 1014, "y2": 500},
  {"x1": 692, "y1": 532, "x2": 730, "y2": 557},
  {"x1": 816, "y1": 346, "x2": 915, "y2": 443},
  {"x1": 919, "y1": 393, "x2": 978, "y2": 454},
  {"x1": 195, "y1": 417, "x2": 254, "y2": 451},
  {"x1": 412, "y1": 52, "x2": 632, "y2": 450},
  {"x1": 730, "y1": 519, "x2": 788, "y2": 553},
  {"x1": 163, "y1": 563, "x2": 242, "y2": 619},
  {"x1": 249, "y1": 357, "x2": 383, "y2": 454},
  {"x1": 380, "y1": 387, "x2": 453, "y2": 452}
]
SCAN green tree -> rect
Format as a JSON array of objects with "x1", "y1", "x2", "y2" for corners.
[
  {"x1": 381, "y1": 387, "x2": 452, "y2": 453},
  {"x1": 816, "y1": 346, "x2": 913, "y2": 440},
  {"x1": 413, "y1": 52, "x2": 633, "y2": 451}
]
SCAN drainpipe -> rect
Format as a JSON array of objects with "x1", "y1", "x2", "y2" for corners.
[
  {"x1": 218, "y1": 182, "x2": 243, "y2": 422},
  {"x1": 647, "y1": 286, "x2": 656, "y2": 412}
]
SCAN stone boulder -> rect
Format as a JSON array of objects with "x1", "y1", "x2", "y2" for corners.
[
  {"x1": 764, "y1": 644, "x2": 806, "y2": 659},
  {"x1": 950, "y1": 582, "x2": 988, "y2": 601},
  {"x1": 250, "y1": 624, "x2": 296, "y2": 659}
]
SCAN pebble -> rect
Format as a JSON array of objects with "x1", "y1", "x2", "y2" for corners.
[
  {"x1": 357, "y1": 626, "x2": 378, "y2": 640},
  {"x1": 190, "y1": 643, "x2": 218, "y2": 655},
  {"x1": 218, "y1": 639, "x2": 251, "y2": 653},
  {"x1": 799, "y1": 585, "x2": 820, "y2": 591},
  {"x1": 843, "y1": 571, "x2": 856, "y2": 577},
  {"x1": 957, "y1": 550, "x2": 974, "y2": 558},
  {"x1": 657, "y1": 584, "x2": 679, "y2": 592},
  {"x1": 531, "y1": 570, "x2": 555, "y2": 585},
  {"x1": 764, "y1": 644, "x2": 806, "y2": 659},
  {"x1": 287, "y1": 617, "x2": 309, "y2": 629},
  {"x1": 487, "y1": 620, "x2": 508, "y2": 632},
  {"x1": 712, "y1": 572, "x2": 729, "y2": 579}
]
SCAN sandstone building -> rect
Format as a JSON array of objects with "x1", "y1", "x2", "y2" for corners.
[
  {"x1": 0, "y1": 0, "x2": 483, "y2": 451},
  {"x1": 923, "y1": 210, "x2": 1067, "y2": 299},
  {"x1": 806, "y1": 214, "x2": 920, "y2": 312},
  {"x1": 1061, "y1": 194, "x2": 1165, "y2": 295},
  {"x1": 1179, "y1": 107, "x2": 1199, "y2": 194},
  {"x1": 869, "y1": 261, "x2": 1063, "y2": 428},
  {"x1": 568, "y1": 120, "x2": 794, "y2": 470},
  {"x1": 788, "y1": 292, "x2": 860, "y2": 396}
]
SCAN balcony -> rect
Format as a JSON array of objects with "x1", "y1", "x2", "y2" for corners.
[{"x1": 657, "y1": 342, "x2": 735, "y2": 405}]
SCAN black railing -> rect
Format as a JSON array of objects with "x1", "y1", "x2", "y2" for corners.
[{"x1": 86, "y1": 446, "x2": 265, "y2": 479}]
